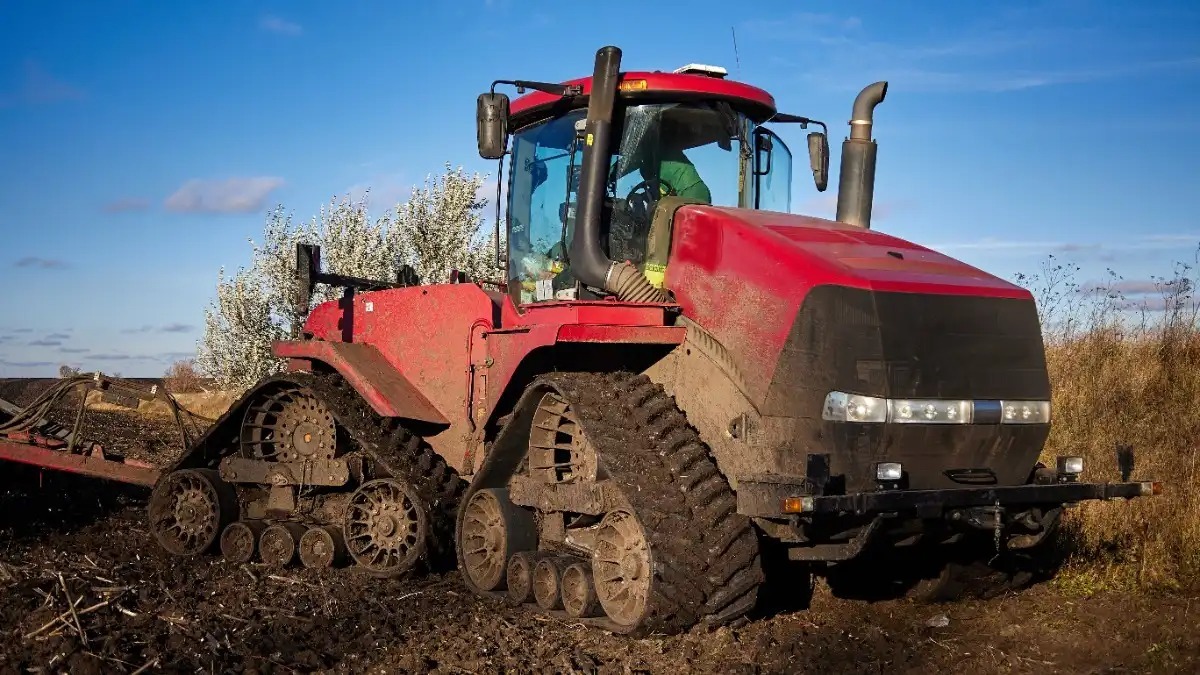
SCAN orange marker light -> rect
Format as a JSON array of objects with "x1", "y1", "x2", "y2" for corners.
[
  {"x1": 781, "y1": 496, "x2": 814, "y2": 513},
  {"x1": 619, "y1": 79, "x2": 648, "y2": 92}
]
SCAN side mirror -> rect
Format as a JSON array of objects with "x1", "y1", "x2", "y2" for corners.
[
  {"x1": 477, "y1": 93, "x2": 510, "y2": 160},
  {"x1": 807, "y1": 132, "x2": 829, "y2": 192}
]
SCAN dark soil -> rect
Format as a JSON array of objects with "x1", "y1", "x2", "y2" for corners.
[{"x1": 1, "y1": 407, "x2": 1198, "y2": 674}]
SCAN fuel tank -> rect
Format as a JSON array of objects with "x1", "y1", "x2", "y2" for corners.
[{"x1": 665, "y1": 205, "x2": 1050, "y2": 492}]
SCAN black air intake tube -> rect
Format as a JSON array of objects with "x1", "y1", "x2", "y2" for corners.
[
  {"x1": 835, "y1": 81, "x2": 888, "y2": 229},
  {"x1": 570, "y1": 45, "x2": 668, "y2": 303}
]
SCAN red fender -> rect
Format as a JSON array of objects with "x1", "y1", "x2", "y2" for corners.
[{"x1": 272, "y1": 340, "x2": 449, "y2": 425}]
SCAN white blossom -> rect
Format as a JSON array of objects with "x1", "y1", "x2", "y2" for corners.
[{"x1": 198, "y1": 163, "x2": 505, "y2": 393}]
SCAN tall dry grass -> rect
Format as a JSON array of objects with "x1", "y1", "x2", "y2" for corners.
[{"x1": 1017, "y1": 251, "x2": 1200, "y2": 590}]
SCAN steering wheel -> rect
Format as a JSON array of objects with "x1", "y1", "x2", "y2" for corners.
[{"x1": 624, "y1": 178, "x2": 675, "y2": 222}]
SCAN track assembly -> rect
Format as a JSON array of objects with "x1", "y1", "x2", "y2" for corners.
[{"x1": 457, "y1": 373, "x2": 765, "y2": 636}]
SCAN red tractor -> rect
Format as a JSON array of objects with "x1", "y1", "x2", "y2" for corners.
[{"x1": 147, "y1": 46, "x2": 1160, "y2": 635}]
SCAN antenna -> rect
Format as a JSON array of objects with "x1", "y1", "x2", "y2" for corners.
[{"x1": 731, "y1": 26, "x2": 741, "y2": 75}]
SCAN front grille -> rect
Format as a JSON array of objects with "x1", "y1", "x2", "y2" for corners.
[{"x1": 764, "y1": 285, "x2": 1051, "y2": 491}]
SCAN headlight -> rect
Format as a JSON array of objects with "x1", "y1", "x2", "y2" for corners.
[
  {"x1": 822, "y1": 392, "x2": 887, "y2": 423},
  {"x1": 822, "y1": 391, "x2": 1050, "y2": 425},
  {"x1": 1001, "y1": 400, "x2": 1051, "y2": 424},
  {"x1": 889, "y1": 399, "x2": 973, "y2": 424},
  {"x1": 875, "y1": 462, "x2": 903, "y2": 481},
  {"x1": 1057, "y1": 456, "x2": 1084, "y2": 475}
]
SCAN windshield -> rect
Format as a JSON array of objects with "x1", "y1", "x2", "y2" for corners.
[{"x1": 505, "y1": 102, "x2": 751, "y2": 305}]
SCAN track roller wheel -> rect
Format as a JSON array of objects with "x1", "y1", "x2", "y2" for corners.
[
  {"x1": 220, "y1": 522, "x2": 264, "y2": 564},
  {"x1": 533, "y1": 556, "x2": 573, "y2": 611},
  {"x1": 299, "y1": 526, "x2": 345, "y2": 569},
  {"x1": 591, "y1": 509, "x2": 652, "y2": 627},
  {"x1": 506, "y1": 551, "x2": 538, "y2": 605},
  {"x1": 148, "y1": 468, "x2": 238, "y2": 556},
  {"x1": 459, "y1": 488, "x2": 537, "y2": 591},
  {"x1": 260, "y1": 523, "x2": 305, "y2": 567},
  {"x1": 561, "y1": 561, "x2": 601, "y2": 618},
  {"x1": 343, "y1": 478, "x2": 428, "y2": 577}
]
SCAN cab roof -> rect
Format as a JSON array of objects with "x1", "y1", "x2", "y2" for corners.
[{"x1": 508, "y1": 71, "x2": 778, "y2": 130}]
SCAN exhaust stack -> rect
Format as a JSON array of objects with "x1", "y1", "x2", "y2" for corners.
[
  {"x1": 835, "y1": 81, "x2": 888, "y2": 229},
  {"x1": 570, "y1": 45, "x2": 668, "y2": 303}
]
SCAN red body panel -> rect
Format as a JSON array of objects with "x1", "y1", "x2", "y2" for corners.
[
  {"x1": 508, "y1": 71, "x2": 776, "y2": 127},
  {"x1": 666, "y1": 205, "x2": 1033, "y2": 406},
  {"x1": 273, "y1": 340, "x2": 449, "y2": 424},
  {"x1": 281, "y1": 284, "x2": 682, "y2": 471}
]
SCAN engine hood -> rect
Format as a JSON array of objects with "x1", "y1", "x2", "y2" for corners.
[
  {"x1": 664, "y1": 204, "x2": 1045, "y2": 409},
  {"x1": 675, "y1": 206, "x2": 1030, "y2": 299},
  {"x1": 664, "y1": 205, "x2": 1050, "y2": 491}
]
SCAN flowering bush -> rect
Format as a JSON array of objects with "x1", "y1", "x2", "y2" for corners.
[{"x1": 199, "y1": 163, "x2": 503, "y2": 392}]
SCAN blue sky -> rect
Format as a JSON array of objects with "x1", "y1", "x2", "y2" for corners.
[{"x1": 1, "y1": 0, "x2": 1198, "y2": 377}]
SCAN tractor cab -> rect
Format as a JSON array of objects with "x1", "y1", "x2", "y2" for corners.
[{"x1": 478, "y1": 60, "x2": 830, "y2": 306}]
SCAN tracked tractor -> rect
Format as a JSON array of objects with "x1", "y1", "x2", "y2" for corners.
[{"x1": 147, "y1": 46, "x2": 1161, "y2": 636}]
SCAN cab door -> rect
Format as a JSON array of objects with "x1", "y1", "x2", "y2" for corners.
[{"x1": 751, "y1": 128, "x2": 793, "y2": 213}]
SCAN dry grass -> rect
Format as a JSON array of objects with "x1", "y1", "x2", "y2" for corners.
[{"x1": 1020, "y1": 251, "x2": 1200, "y2": 590}]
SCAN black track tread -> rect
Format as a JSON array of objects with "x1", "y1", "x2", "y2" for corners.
[{"x1": 538, "y1": 371, "x2": 764, "y2": 636}]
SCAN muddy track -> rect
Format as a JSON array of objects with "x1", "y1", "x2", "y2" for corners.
[
  {"x1": 155, "y1": 370, "x2": 467, "y2": 573},
  {"x1": 530, "y1": 371, "x2": 765, "y2": 635}
]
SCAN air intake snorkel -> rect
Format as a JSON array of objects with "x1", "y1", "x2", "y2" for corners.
[
  {"x1": 570, "y1": 46, "x2": 668, "y2": 303},
  {"x1": 835, "y1": 81, "x2": 888, "y2": 229}
]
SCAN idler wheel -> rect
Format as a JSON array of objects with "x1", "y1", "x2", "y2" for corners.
[{"x1": 343, "y1": 478, "x2": 428, "y2": 577}]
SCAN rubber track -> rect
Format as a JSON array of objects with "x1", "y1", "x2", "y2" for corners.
[
  {"x1": 293, "y1": 371, "x2": 468, "y2": 571},
  {"x1": 538, "y1": 371, "x2": 764, "y2": 636},
  {"x1": 161, "y1": 370, "x2": 467, "y2": 572}
]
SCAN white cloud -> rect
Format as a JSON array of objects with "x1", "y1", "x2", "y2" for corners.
[
  {"x1": 165, "y1": 177, "x2": 285, "y2": 214},
  {"x1": 260, "y1": 15, "x2": 303, "y2": 36}
]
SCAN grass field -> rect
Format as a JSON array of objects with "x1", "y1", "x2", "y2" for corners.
[{"x1": 1024, "y1": 252, "x2": 1200, "y2": 592}]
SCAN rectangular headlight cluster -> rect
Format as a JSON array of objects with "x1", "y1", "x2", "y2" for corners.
[{"x1": 822, "y1": 391, "x2": 1049, "y2": 425}]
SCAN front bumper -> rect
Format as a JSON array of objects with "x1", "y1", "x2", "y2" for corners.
[{"x1": 737, "y1": 473, "x2": 1162, "y2": 519}]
